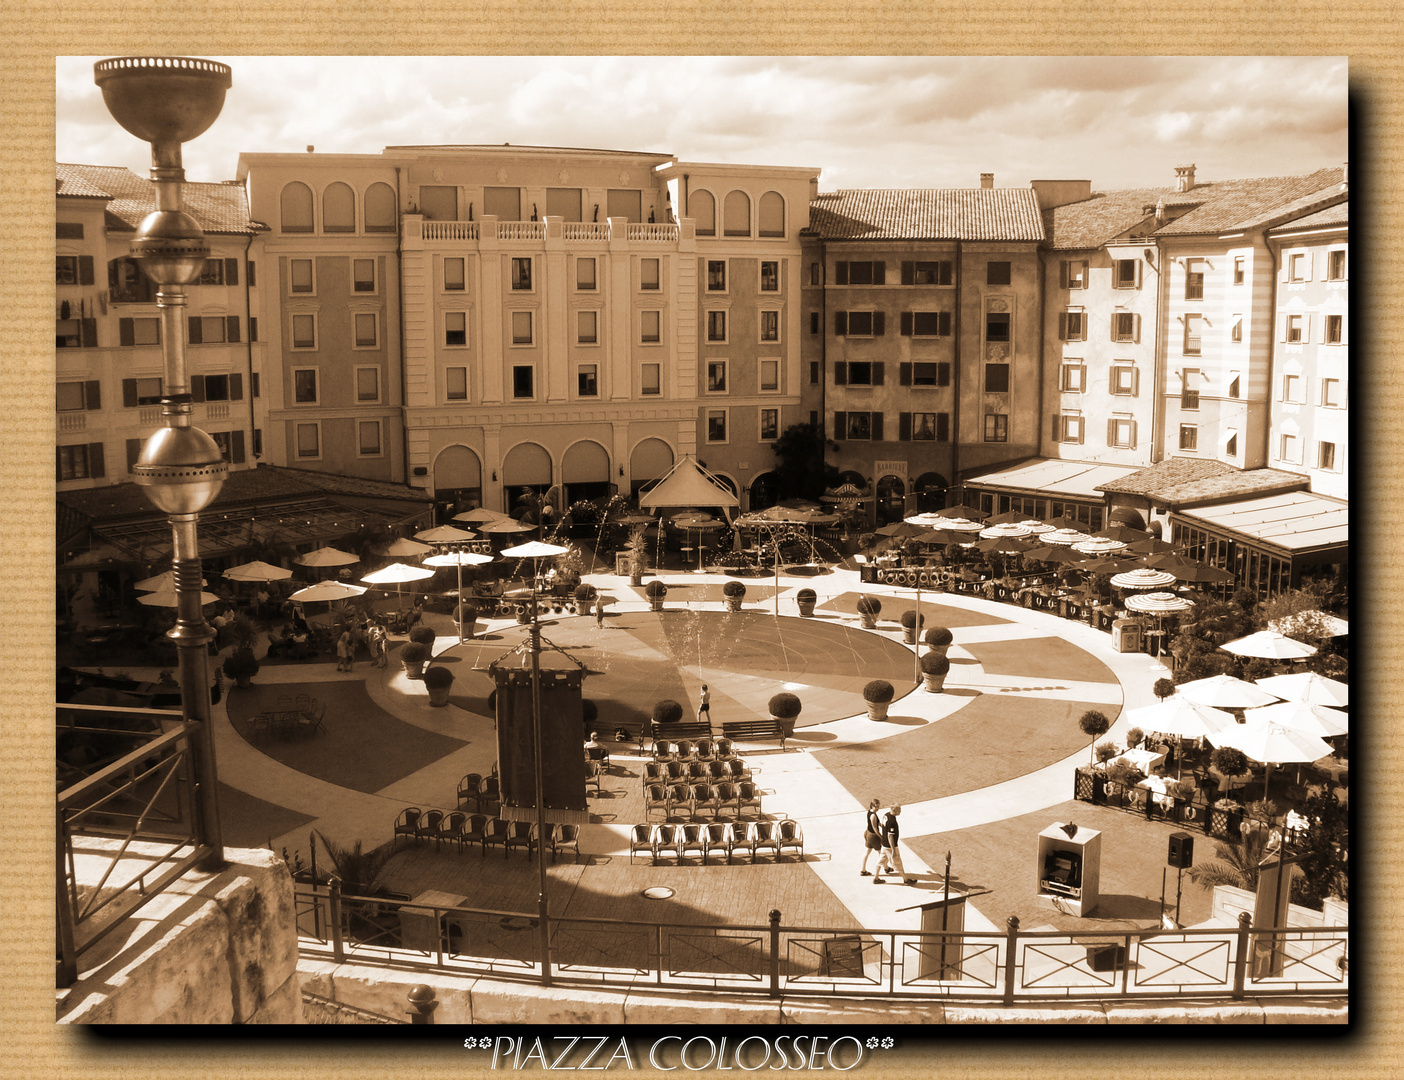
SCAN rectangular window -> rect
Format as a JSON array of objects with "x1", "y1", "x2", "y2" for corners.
[
  {"x1": 1054, "y1": 414, "x2": 1085, "y2": 443},
  {"x1": 295, "y1": 422, "x2": 320, "y2": 459},
  {"x1": 577, "y1": 364, "x2": 598, "y2": 397},
  {"x1": 1061, "y1": 364, "x2": 1086, "y2": 392},
  {"x1": 210, "y1": 430, "x2": 246, "y2": 464},
  {"x1": 846, "y1": 361, "x2": 875, "y2": 386},
  {"x1": 1233, "y1": 257, "x2": 1245, "y2": 285},
  {"x1": 907, "y1": 260, "x2": 953, "y2": 286},
  {"x1": 512, "y1": 365, "x2": 535, "y2": 399},
  {"x1": 1112, "y1": 312, "x2": 1139, "y2": 342},
  {"x1": 1282, "y1": 374, "x2": 1302, "y2": 403},
  {"x1": 985, "y1": 312, "x2": 1010, "y2": 342},
  {"x1": 354, "y1": 312, "x2": 378, "y2": 348},
  {"x1": 1059, "y1": 311, "x2": 1086, "y2": 341},
  {"x1": 809, "y1": 362, "x2": 820, "y2": 385},
  {"x1": 760, "y1": 261, "x2": 779, "y2": 292},
  {"x1": 189, "y1": 315, "x2": 230, "y2": 344},
  {"x1": 1183, "y1": 314, "x2": 1203, "y2": 354},
  {"x1": 1327, "y1": 249, "x2": 1346, "y2": 280},
  {"x1": 1185, "y1": 262, "x2": 1204, "y2": 299},
  {"x1": 293, "y1": 368, "x2": 318, "y2": 403},
  {"x1": 640, "y1": 258, "x2": 660, "y2": 290},
  {"x1": 353, "y1": 258, "x2": 376, "y2": 293},
  {"x1": 119, "y1": 317, "x2": 161, "y2": 346},
  {"x1": 1226, "y1": 432, "x2": 1238, "y2": 458},
  {"x1": 1109, "y1": 418, "x2": 1136, "y2": 449},
  {"x1": 292, "y1": 314, "x2": 316, "y2": 349},
  {"x1": 1231, "y1": 314, "x2": 1243, "y2": 343},
  {"x1": 290, "y1": 258, "x2": 314, "y2": 293},
  {"x1": 1318, "y1": 441, "x2": 1336, "y2": 470},
  {"x1": 1280, "y1": 433, "x2": 1301, "y2": 464},
  {"x1": 56, "y1": 319, "x2": 83, "y2": 348},
  {"x1": 576, "y1": 258, "x2": 597, "y2": 291},
  {"x1": 985, "y1": 364, "x2": 1010, "y2": 393},
  {"x1": 126, "y1": 437, "x2": 143, "y2": 472},
  {"x1": 483, "y1": 186, "x2": 521, "y2": 221},
  {"x1": 1325, "y1": 314, "x2": 1343, "y2": 344},
  {"x1": 356, "y1": 367, "x2": 380, "y2": 402},
  {"x1": 1181, "y1": 369, "x2": 1201, "y2": 410},
  {"x1": 1113, "y1": 259, "x2": 1139, "y2": 288},
  {"x1": 358, "y1": 420, "x2": 382, "y2": 457},
  {"x1": 445, "y1": 311, "x2": 467, "y2": 347},
  {"x1": 909, "y1": 361, "x2": 949, "y2": 387},
  {"x1": 249, "y1": 317, "x2": 258, "y2": 343},
  {"x1": 56, "y1": 255, "x2": 80, "y2": 285},
  {"x1": 546, "y1": 187, "x2": 582, "y2": 221},
  {"x1": 197, "y1": 259, "x2": 230, "y2": 286},
  {"x1": 1288, "y1": 252, "x2": 1308, "y2": 281},
  {"x1": 511, "y1": 310, "x2": 533, "y2": 345},
  {"x1": 56, "y1": 382, "x2": 84, "y2": 412},
  {"x1": 846, "y1": 412, "x2": 874, "y2": 440},
  {"x1": 707, "y1": 260, "x2": 727, "y2": 292},
  {"x1": 809, "y1": 311, "x2": 820, "y2": 335},
  {"x1": 642, "y1": 363, "x2": 661, "y2": 395},
  {"x1": 123, "y1": 376, "x2": 163, "y2": 406},
  {"x1": 251, "y1": 428, "x2": 262, "y2": 457},
  {"x1": 1286, "y1": 314, "x2": 1303, "y2": 343},
  {"x1": 1060, "y1": 260, "x2": 1088, "y2": 289},
  {"x1": 1179, "y1": 424, "x2": 1198, "y2": 451},
  {"x1": 707, "y1": 410, "x2": 728, "y2": 443},
  {"x1": 510, "y1": 257, "x2": 533, "y2": 291},
  {"x1": 760, "y1": 359, "x2": 779, "y2": 392},
  {"x1": 607, "y1": 188, "x2": 642, "y2": 222},
  {"x1": 707, "y1": 360, "x2": 728, "y2": 393},
  {"x1": 56, "y1": 222, "x2": 84, "y2": 239},
  {"x1": 984, "y1": 414, "x2": 1008, "y2": 442},
  {"x1": 446, "y1": 366, "x2": 468, "y2": 401},
  {"x1": 641, "y1": 310, "x2": 661, "y2": 343},
  {"x1": 903, "y1": 311, "x2": 951, "y2": 337},
  {"x1": 444, "y1": 257, "x2": 465, "y2": 291},
  {"x1": 1321, "y1": 378, "x2": 1342, "y2": 408},
  {"x1": 420, "y1": 185, "x2": 459, "y2": 221},
  {"x1": 840, "y1": 261, "x2": 885, "y2": 285},
  {"x1": 707, "y1": 310, "x2": 727, "y2": 342},
  {"x1": 57, "y1": 443, "x2": 104, "y2": 481},
  {"x1": 986, "y1": 261, "x2": 1011, "y2": 286},
  {"x1": 760, "y1": 408, "x2": 779, "y2": 441},
  {"x1": 910, "y1": 412, "x2": 938, "y2": 441},
  {"x1": 577, "y1": 310, "x2": 598, "y2": 344},
  {"x1": 1110, "y1": 365, "x2": 1137, "y2": 395},
  {"x1": 198, "y1": 374, "x2": 243, "y2": 402},
  {"x1": 760, "y1": 310, "x2": 779, "y2": 342}
]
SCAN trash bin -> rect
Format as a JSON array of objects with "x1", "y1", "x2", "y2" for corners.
[{"x1": 1112, "y1": 618, "x2": 1142, "y2": 653}]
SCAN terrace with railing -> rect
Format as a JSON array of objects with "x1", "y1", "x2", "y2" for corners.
[{"x1": 416, "y1": 218, "x2": 682, "y2": 244}]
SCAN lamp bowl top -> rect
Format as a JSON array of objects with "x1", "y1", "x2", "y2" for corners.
[{"x1": 94, "y1": 57, "x2": 231, "y2": 146}]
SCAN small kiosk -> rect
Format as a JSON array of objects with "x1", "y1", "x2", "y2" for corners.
[{"x1": 1037, "y1": 822, "x2": 1101, "y2": 918}]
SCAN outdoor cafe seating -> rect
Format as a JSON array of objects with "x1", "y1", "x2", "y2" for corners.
[{"x1": 248, "y1": 696, "x2": 325, "y2": 740}]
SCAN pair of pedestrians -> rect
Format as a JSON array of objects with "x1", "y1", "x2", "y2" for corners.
[{"x1": 860, "y1": 799, "x2": 915, "y2": 885}]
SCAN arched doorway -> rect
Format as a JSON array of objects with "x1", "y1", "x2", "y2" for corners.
[
  {"x1": 748, "y1": 471, "x2": 779, "y2": 512},
  {"x1": 876, "y1": 475, "x2": 906, "y2": 526},
  {"x1": 1108, "y1": 505, "x2": 1148, "y2": 531},
  {"x1": 433, "y1": 445, "x2": 483, "y2": 521},
  {"x1": 629, "y1": 438, "x2": 674, "y2": 500},
  {"x1": 562, "y1": 440, "x2": 612, "y2": 507},
  {"x1": 502, "y1": 442, "x2": 553, "y2": 514},
  {"x1": 913, "y1": 472, "x2": 948, "y2": 514}
]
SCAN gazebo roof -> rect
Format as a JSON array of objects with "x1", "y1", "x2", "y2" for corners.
[{"x1": 637, "y1": 456, "x2": 739, "y2": 510}]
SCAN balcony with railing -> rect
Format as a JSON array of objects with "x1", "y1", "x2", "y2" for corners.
[{"x1": 415, "y1": 218, "x2": 681, "y2": 245}]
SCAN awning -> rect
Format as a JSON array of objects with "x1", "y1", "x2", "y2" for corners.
[
  {"x1": 1173, "y1": 491, "x2": 1348, "y2": 556},
  {"x1": 638, "y1": 455, "x2": 739, "y2": 510},
  {"x1": 963, "y1": 458, "x2": 1141, "y2": 500}
]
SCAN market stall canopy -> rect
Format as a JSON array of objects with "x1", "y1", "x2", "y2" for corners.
[
  {"x1": 224, "y1": 560, "x2": 294, "y2": 583},
  {"x1": 638, "y1": 455, "x2": 740, "y2": 511},
  {"x1": 1253, "y1": 671, "x2": 1349, "y2": 708}
]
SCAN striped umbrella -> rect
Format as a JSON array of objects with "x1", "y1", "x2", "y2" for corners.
[
  {"x1": 1073, "y1": 538, "x2": 1127, "y2": 554},
  {"x1": 1041, "y1": 528, "x2": 1091, "y2": 546},
  {"x1": 983, "y1": 510, "x2": 1031, "y2": 525},
  {"x1": 979, "y1": 522, "x2": 1033, "y2": 538},
  {"x1": 929, "y1": 517, "x2": 984, "y2": 533},
  {"x1": 1123, "y1": 590, "x2": 1195, "y2": 614},
  {"x1": 1111, "y1": 568, "x2": 1177, "y2": 591},
  {"x1": 1018, "y1": 520, "x2": 1057, "y2": 535}
]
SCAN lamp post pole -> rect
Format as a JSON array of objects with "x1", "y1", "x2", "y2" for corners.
[{"x1": 94, "y1": 57, "x2": 235, "y2": 870}]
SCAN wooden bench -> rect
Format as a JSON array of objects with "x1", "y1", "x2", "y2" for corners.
[
  {"x1": 604, "y1": 718, "x2": 712, "y2": 750},
  {"x1": 722, "y1": 719, "x2": 789, "y2": 750}
]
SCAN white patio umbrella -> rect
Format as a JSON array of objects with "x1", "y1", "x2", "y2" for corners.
[
  {"x1": 929, "y1": 517, "x2": 984, "y2": 533},
  {"x1": 416, "y1": 524, "x2": 478, "y2": 543},
  {"x1": 903, "y1": 512, "x2": 951, "y2": 528},
  {"x1": 1220, "y1": 630, "x2": 1318, "y2": 660},
  {"x1": 134, "y1": 569, "x2": 206, "y2": 591},
  {"x1": 1018, "y1": 520, "x2": 1056, "y2": 534},
  {"x1": 500, "y1": 540, "x2": 571, "y2": 560},
  {"x1": 1209, "y1": 718, "x2": 1334, "y2": 802},
  {"x1": 1254, "y1": 671, "x2": 1349, "y2": 708},
  {"x1": 423, "y1": 551, "x2": 496, "y2": 640},
  {"x1": 373, "y1": 537, "x2": 432, "y2": 558},
  {"x1": 1111, "y1": 568, "x2": 1177, "y2": 591},
  {"x1": 223, "y1": 560, "x2": 294, "y2": 583},
  {"x1": 1126, "y1": 695, "x2": 1237, "y2": 748},
  {"x1": 295, "y1": 546, "x2": 359, "y2": 567},
  {"x1": 288, "y1": 580, "x2": 367, "y2": 603},
  {"x1": 1244, "y1": 700, "x2": 1349, "y2": 739},
  {"x1": 477, "y1": 519, "x2": 535, "y2": 535},
  {"x1": 1178, "y1": 673, "x2": 1281, "y2": 709},
  {"x1": 361, "y1": 562, "x2": 436, "y2": 610},
  {"x1": 137, "y1": 586, "x2": 219, "y2": 607}
]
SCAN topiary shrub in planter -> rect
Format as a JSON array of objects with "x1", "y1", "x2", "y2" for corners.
[
  {"x1": 574, "y1": 583, "x2": 598, "y2": 607},
  {"x1": 856, "y1": 595, "x2": 882, "y2": 629},
  {"x1": 923, "y1": 626, "x2": 954, "y2": 656},
  {"x1": 1095, "y1": 741, "x2": 1119, "y2": 767},
  {"x1": 1078, "y1": 710, "x2": 1111, "y2": 764},
  {"x1": 423, "y1": 665, "x2": 455, "y2": 707},
  {"x1": 920, "y1": 651, "x2": 950, "y2": 692},
  {"x1": 645, "y1": 580, "x2": 668, "y2": 611},
  {"x1": 864, "y1": 679, "x2": 895, "y2": 721},
  {"x1": 767, "y1": 691, "x2": 802, "y2": 738},
  {"x1": 409, "y1": 625, "x2": 436, "y2": 648},
  {"x1": 722, "y1": 580, "x2": 746, "y2": 611},
  {"x1": 222, "y1": 647, "x2": 260, "y2": 689},
  {"x1": 796, "y1": 588, "x2": 817, "y2": 617},
  {"x1": 652, "y1": 698, "x2": 684, "y2": 730},
  {"x1": 1126, "y1": 726, "x2": 1145, "y2": 749},
  {"x1": 453, "y1": 602, "x2": 478, "y2": 640},
  {"x1": 1210, "y1": 745, "x2": 1250, "y2": 796},
  {"x1": 1153, "y1": 677, "x2": 1177, "y2": 701},
  {"x1": 400, "y1": 641, "x2": 430, "y2": 679},
  {"x1": 899, "y1": 609, "x2": 926, "y2": 644}
]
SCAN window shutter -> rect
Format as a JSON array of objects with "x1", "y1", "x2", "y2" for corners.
[
  {"x1": 122, "y1": 379, "x2": 137, "y2": 407},
  {"x1": 246, "y1": 261, "x2": 256, "y2": 286},
  {"x1": 1132, "y1": 369, "x2": 1140, "y2": 396},
  {"x1": 227, "y1": 315, "x2": 241, "y2": 343},
  {"x1": 231, "y1": 430, "x2": 246, "y2": 464},
  {"x1": 188, "y1": 317, "x2": 202, "y2": 345},
  {"x1": 938, "y1": 311, "x2": 951, "y2": 336},
  {"x1": 873, "y1": 311, "x2": 885, "y2": 336},
  {"x1": 75, "y1": 255, "x2": 95, "y2": 285},
  {"x1": 901, "y1": 261, "x2": 914, "y2": 286},
  {"x1": 81, "y1": 319, "x2": 98, "y2": 347},
  {"x1": 84, "y1": 380, "x2": 101, "y2": 410},
  {"x1": 1129, "y1": 420, "x2": 1137, "y2": 449},
  {"x1": 1059, "y1": 313, "x2": 1068, "y2": 340},
  {"x1": 1107, "y1": 419, "x2": 1116, "y2": 446},
  {"x1": 252, "y1": 373, "x2": 260, "y2": 398},
  {"x1": 874, "y1": 262, "x2": 886, "y2": 285},
  {"x1": 833, "y1": 411, "x2": 846, "y2": 440},
  {"x1": 1134, "y1": 259, "x2": 1142, "y2": 288},
  {"x1": 1132, "y1": 314, "x2": 1141, "y2": 343},
  {"x1": 190, "y1": 375, "x2": 206, "y2": 403},
  {"x1": 119, "y1": 318, "x2": 135, "y2": 347},
  {"x1": 88, "y1": 442, "x2": 105, "y2": 478},
  {"x1": 1300, "y1": 315, "x2": 1311, "y2": 344},
  {"x1": 225, "y1": 258, "x2": 239, "y2": 285},
  {"x1": 835, "y1": 262, "x2": 849, "y2": 285},
  {"x1": 1059, "y1": 262, "x2": 1069, "y2": 289},
  {"x1": 1108, "y1": 368, "x2": 1118, "y2": 394},
  {"x1": 1076, "y1": 421, "x2": 1085, "y2": 445},
  {"x1": 936, "y1": 413, "x2": 949, "y2": 441},
  {"x1": 1278, "y1": 315, "x2": 1288, "y2": 342},
  {"x1": 229, "y1": 373, "x2": 243, "y2": 400},
  {"x1": 833, "y1": 362, "x2": 848, "y2": 386},
  {"x1": 834, "y1": 311, "x2": 847, "y2": 336},
  {"x1": 873, "y1": 362, "x2": 885, "y2": 385},
  {"x1": 1341, "y1": 314, "x2": 1349, "y2": 346},
  {"x1": 938, "y1": 362, "x2": 951, "y2": 387},
  {"x1": 249, "y1": 317, "x2": 258, "y2": 342},
  {"x1": 899, "y1": 363, "x2": 912, "y2": 386},
  {"x1": 899, "y1": 412, "x2": 912, "y2": 440},
  {"x1": 900, "y1": 312, "x2": 913, "y2": 336},
  {"x1": 871, "y1": 412, "x2": 884, "y2": 440}
]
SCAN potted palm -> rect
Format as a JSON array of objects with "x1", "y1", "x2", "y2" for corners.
[
  {"x1": 723, "y1": 580, "x2": 746, "y2": 611},
  {"x1": 856, "y1": 595, "x2": 882, "y2": 629},
  {"x1": 899, "y1": 609, "x2": 926, "y2": 644},
  {"x1": 626, "y1": 529, "x2": 648, "y2": 587},
  {"x1": 222, "y1": 646, "x2": 260, "y2": 690},
  {"x1": 645, "y1": 580, "x2": 668, "y2": 611},
  {"x1": 863, "y1": 679, "x2": 895, "y2": 721},
  {"x1": 767, "y1": 692, "x2": 802, "y2": 739},
  {"x1": 400, "y1": 641, "x2": 430, "y2": 679},
  {"x1": 795, "y1": 588, "x2": 817, "y2": 617},
  {"x1": 423, "y1": 665, "x2": 455, "y2": 707},
  {"x1": 920, "y1": 651, "x2": 950, "y2": 692},
  {"x1": 923, "y1": 626, "x2": 954, "y2": 657}
]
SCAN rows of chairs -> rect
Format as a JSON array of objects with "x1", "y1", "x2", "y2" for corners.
[
  {"x1": 653, "y1": 737, "x2": 737, "y2": 764},
  {"x1": 629, "y1": 819, "x2": 803, "y2": 864},
  {"x1": 455, "y1": 773, "x2": 501, "y2": 815},
  {"x1": 644, "y1": 757, "x2": 752, "y2": 786},
  {"x1": 645, "y1": 780, "x2": 762, "y2": 820},
  {"x1": 393, "y1": 807, "x2": 580, "y2": 862}
]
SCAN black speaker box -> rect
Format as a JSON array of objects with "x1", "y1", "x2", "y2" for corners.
[
  {"x1": 1168, "y1": 831, "x2": 1194, "y2": 868},
  {"x1": 1086, "y1": 944, "x2": 1126, "y2": 971}
]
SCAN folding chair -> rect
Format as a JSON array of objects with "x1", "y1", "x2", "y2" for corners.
[{"x1": 776, "y1": 819, "x2": 804, "y2": 861}]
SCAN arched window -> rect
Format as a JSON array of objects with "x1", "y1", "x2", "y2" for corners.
[
  {"x1": 689, "y1": 190, "x2": 715, "y2": 236},
  {"x1": 322, "y1": 182, "x2": 356, "y2": 233},
  {"x1": 280, "y1": 182, "x2": 314, "y2": 233},
  {"x1": 723, "y1": 191, "x2": 751, "y2": 237},
  {"x1": 364, "y1": 183, "x2": 397, "y2": 233},
  {"x1": 758, "y1": 192, "x2": 785, "y2": 237}
]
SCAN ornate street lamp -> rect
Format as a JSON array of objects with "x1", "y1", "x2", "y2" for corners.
[{"x1": 93, "y1": 56, "x2": 233, "y2": 869}]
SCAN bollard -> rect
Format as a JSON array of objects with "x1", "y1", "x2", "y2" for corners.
[
  {"x1": 407, "y1": 983, "x2": 439, "y2": 1024},
  {"x1": 1002, "y1": 916, "x2": 1020, "y2": 1005},
  {"x1": 768, "y1": 909, "x2": 782, "y2": 997}
]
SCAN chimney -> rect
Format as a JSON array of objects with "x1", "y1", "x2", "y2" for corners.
[
  {"x1": 1342, "y1": 160, "x2": 1348, "y2": 190},
  {"x1": 1174, "y1": 164, "x2": 1196, "y2": 192},
  {"x1": 980, "y1": 173, "x2": 994, "y2": 189}
]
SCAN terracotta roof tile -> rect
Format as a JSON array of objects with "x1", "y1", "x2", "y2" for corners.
[
  {"x1": 1044, "y1": 187, "x2": 1172, "y2": 251},
  {"x1": 56, "y1": 163, "x2": 263, "y2": 235},
  {"x1": 806, "y1": 188, "x2": 1045, "y2": 242},
  {"x1": 1096, "y1": 457, "x2": 1236, "y2": 497},
  {"x1": 1097, "y1": 458, "x2": 1307, "y2": 505},
  {"x1": 1152, "y1": 168, "x2": 1344, "y2": 236},
  {"x1": 1269, "y1": 199, "x2": 1349, "y2": 233}
]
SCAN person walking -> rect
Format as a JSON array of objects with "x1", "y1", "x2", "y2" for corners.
[
  {"x1": 860, "y1": 798, "x2": 884, "y2": 877},
  {"x1": 367, "y1": 621, "x2": 388, "y2": 668},
  {"x1": 697, "y1": 684, "x2": 711, "y2": 722},
  {"x1": 336, "y1": 628, "x2": 354, "y2": 673},
  {"x1": 873, "y1": 804, "x2": 916, "y2": 885},
  {"x1": 595, "y1": 597, "x2": 606, "y2": 628}
]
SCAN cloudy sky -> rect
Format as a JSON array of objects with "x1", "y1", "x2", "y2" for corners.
[{"x1": 57, "y1": 55, "x2": 1347, "y2": 192}]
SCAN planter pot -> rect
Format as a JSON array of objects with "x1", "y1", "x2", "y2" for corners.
[
  {"x1": 927, "y1": 645, "x2": 951, "y2": 660},
  {"x1": 427, "y1": 683, "x2": 452, "y2": 707},
  {"x1": 452, "y1": 619, "x2": 477, "y2": 639},
  {"x1": 903, "y1": 627, "x2": 918, "y2": 644},
  {"x1": 650, "y1": 599, "x2": 664, "y2": 612},
  {"x1": 235, "y1": 675, "x2": 252, "y2": 690},
  {"x1": 1209, "y1": 805, "x2": 1243, "y2": 839},
  {"x1": 515, "y1": 607, "x2": 532, "y2": 624},
  {"x1": 726, "y1": 598, "x2": 743, "y2": 612},
  {"x1": 797, "y1": 600, "x2": 816, "y2": 617},
  {"x1": 403, "y1": 660, "x2": 426, "y2": 680},
  {"x1": 771, "y1": 715, "x2": 796, "y2": 739},
  {"x1": 865, "y1": 701, "x2": 890, "y2": 721},
  {"x1": 922, "y1": 674, "x2": 947, "y2": 693},
  {"x1": 630, "y1": 574, "x2": 644, "y2": 587},
  {"x1": 859, "y1": 614, "x2": 877, "y2": 629}
]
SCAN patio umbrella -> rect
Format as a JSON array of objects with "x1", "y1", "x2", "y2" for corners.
[
  {"x1": 361, "y1": 562, "x2": 436, "y2": 609},
  {"x1": 672, "y1": 516, "x2": 725, "y2": 572},
  {"x1": 903, "y1": 512, "x2": 951, "y2": 528},
  {"x1": 500, "y1": 540, "x2": 572, "y2": 560},
  {"x1": 1126, "y1": 537, "x2": 1176, "y2": 555},
  {"x1": 877, "y1": 521, "x2": 940, "y2": 539},
  {"x1": 1123, "y1": 591, "x2": 1196, "y2": 615},
  {"x1": 1221, "y1": 630, "x2": 1318, "y2": 660},
  {"x1": 929, "y1": 517, "x2": 984, "y2": 533},
  {"x1": 1125, "y1": 696, "x2": 1238, "y2": 753},
  {"x1": 983, "y1": 510, "x2": 1030, "y2": 525},
  {"x1": 137, "y1": 586, "x2": 219, "y2": 607},
  {"x1": 1140, "y1": 552, "x2": 1236, "y2": 583},
  {"x1": 1245, "y1": 700, "x2": 1348, "y2": 739},
  {"x1": 1094, "y1": 525, "x2": 1153, "y2": 543},
  {"x1": 416, "y1": 524, "x2": 478, "y2": 543},
  {"x1": 452, "y1": 508, "x2": 512, "y2": 525},
  {"x1": 1079, "y1": 555, "x2": 1141, "y2": 575},
  {"x1": 1254, "y1": 671, "x2": 1349, "y2": 708},
  {"x1": 223, "y1": 560, "x2": 294, "y2": 583},
  {"x1": 477, "y1": 519, "x2": 534, "y2": 535},
  {"x1": 1018, "y1": 520, "x2": 1056, "y2": 534},
  {"x1": 134, "y1": 569, "x2": 206, "y2": 591},
  {"x1": 1073, "y1": 538, "x2": 1127, "y2": 554},
  {"x1": 1041, "y1": 514, "x2": 1088, "y2": 530},
  {"x1": 979, "y1": 522, "x2": 1032, "y2": 538},
  {"x1": 973, "y1": 535, "x2": 1032, "y2": 554},
  {"x1": 1209, "y1": 718, "x2": 1334, "y2": 802},
  {"x1": 1041, "y1": 529, "x2": 1091, "y2": 546},
  {"x1": 612, "y1": 513, "x2": 655, "y2": 527},
  {"x1": 423, "y1": 551, "x2": 496, "y2": 636},
  {"x1": 288, "y1": 580, "x2": 367, "y2": 603},
  {"x1": 1177, "y1": 673, "x2": 1281, "y2": 709},
  {"x1": 1023, "y1": 544, "x2": 1087, "y2": 565},
  {"x1": 937, "y1": 503, "x2": 986, "y2": 521},
  {"x1": 373, "y1": 537, "x2": 432, "y2": 558},
  {"x1": 295, "y1": 546, "x2": 359, "y2": 568},
  {"x1": 1111, "y1": 568, "x2": 1177, "y2": 591}
]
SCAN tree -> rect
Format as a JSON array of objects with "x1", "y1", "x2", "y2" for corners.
[
  {"x1": 1289, "y1": 792, "x2": 1350, "y2": 910},
  {"x1": 1078, "y1": 710, "x2": 1110, "y2": 763},
  {"x1": 1188, "y1": 825, "x2": 1275, "y2": 892},
  {"x1": 1153, "y1": 678, "x2": 1176, "y2": 701},
  {"x1": 1210, "y1": 746, "x2": 1251, "y2": 795},
  {"x1": 314, "y1": 830, "x2": 399, "y2": 896},
  {"x1": 771, "y1": 422, "x2": 840, "y2": 503}
]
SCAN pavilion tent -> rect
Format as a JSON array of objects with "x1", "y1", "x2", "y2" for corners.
[{"x1": 637, "y1": 455, "x2": 740, "y2": 517}]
